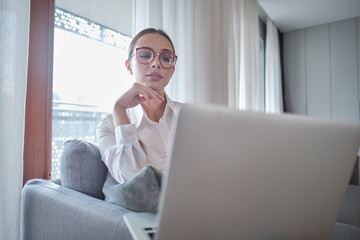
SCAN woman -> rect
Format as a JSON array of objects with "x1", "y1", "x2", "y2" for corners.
[{"x1": 96, "y1": 28, "x2": 181, "y2": 184}]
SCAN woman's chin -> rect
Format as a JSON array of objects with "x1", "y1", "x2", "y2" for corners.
[{"x1": 145, "y1": 83, "x2": 166, "y2": 93}]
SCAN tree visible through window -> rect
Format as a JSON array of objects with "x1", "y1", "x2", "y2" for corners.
[{"x1": 51, "y1": 8, "x2": 132, "y2": 179}]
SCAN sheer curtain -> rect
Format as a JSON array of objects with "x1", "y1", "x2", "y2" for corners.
[
  {"x1": 133, "y1": 0, "x2": 261, "y2": 110},
  {"x1": 0, "y1": 0, "x2": 30, "y2": 239},
  {"x1": 238, "y1": 0, "x2": 261, "y2": 111},
  {"x1": 265, "y1": 17, "x2": 283, "y2": 113}
]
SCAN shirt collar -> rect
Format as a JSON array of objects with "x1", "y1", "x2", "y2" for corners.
[{"x1": 127, "y1": 93, "x2": 177, "y2": 128}]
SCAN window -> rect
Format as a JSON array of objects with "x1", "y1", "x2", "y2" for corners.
[{"x1": 51, "y1": 8, "x2": 132, "y2": 179}]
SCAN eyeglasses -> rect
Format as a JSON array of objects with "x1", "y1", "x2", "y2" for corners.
[{"x1": 133, "y1": 47, "x2": 177, "y2": 69}]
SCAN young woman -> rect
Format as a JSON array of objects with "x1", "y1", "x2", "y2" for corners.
[{"x1": 96, "y1": 28, "x2": 181, "y2": 184}]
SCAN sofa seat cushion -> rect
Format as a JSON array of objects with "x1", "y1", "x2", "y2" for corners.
[
  {"x1": 60, "y1": 139, "x2": 108, "y2": 199},
  {"x1": 337, "y1": 185, "x2": 360, "y2": 228}
]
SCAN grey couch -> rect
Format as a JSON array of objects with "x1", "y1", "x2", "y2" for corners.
[
  {"x1": 21, "y1": 139, "x2": 134, "y2": 240},
  {"x1": 21, "y1": 139, "x2": 360, "y2": 240}
]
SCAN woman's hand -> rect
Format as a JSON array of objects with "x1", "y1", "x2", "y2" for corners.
[
  {"x1": 115, "y1": 82, "x2": 164, "y2": 109},
  {"x1": 113, "y1": 83, "x2": 165, "y2": 126}
]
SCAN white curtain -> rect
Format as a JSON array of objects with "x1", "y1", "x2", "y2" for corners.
[
  {"x1": 238, "y1": 0, "x2": 261, "y2": 111},
  {"x1": 0, "y1": 0, "x2": 30, "y2": 239},
  {"x1": 133, "y1": 0, "x2": 261, "y2": 110},
  {"x1": 265, "y1": 17, "x2": 283, "y2": 113},
  {"x1": 133, "y1": 0, "x2": 164, "y2": 34}
]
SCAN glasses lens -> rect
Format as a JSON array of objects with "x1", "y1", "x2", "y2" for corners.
[
  {"x1": 137, "y1": 48, "x2": 154, "y2": 64},
  {"x1": 160, "y1": 53, "x2": 175, "y2": 68}
]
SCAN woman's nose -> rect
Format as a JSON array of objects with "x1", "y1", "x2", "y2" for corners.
[{"x1": 151, "y1": 55, "x2": 161, "y2": 68}]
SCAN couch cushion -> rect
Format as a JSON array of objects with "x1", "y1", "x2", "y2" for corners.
[
  {"x1": 103, "y1": 165, "x2": 162, "y2": 212},
  {"x1": 337, "y1": 185, "x2": 360, "y2": 228},
  {"x1": 60, "y1": 139, "x2": 108, "y2": 199}
]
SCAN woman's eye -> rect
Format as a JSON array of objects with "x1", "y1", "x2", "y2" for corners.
[
  {"x1": 161, "y1": 54, "x2": 173, "y2": 62},
  {"x1": 139, "y1": 53, "x2": 152, "y2": 59}
]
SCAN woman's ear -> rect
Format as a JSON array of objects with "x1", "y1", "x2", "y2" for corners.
[{"x1": 125, "y1": 59, "x2": 133, "y2": 75}]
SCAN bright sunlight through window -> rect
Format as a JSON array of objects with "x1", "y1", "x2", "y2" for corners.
[{"x1": 51, "y1": 8, "x2": 132, "y2": 179}]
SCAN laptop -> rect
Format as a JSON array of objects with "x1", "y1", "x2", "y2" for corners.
[{"x1": 124, "y1": 104, "x2": 360, "y2": 240}]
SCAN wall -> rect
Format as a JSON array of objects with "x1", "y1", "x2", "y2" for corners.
[
  {"x1": 55, "y1": 0, "x2": 133, "y2": 36},
  {"x1": 0, "y1": 0, "x2": 30, "y2": 239},
  {"x1": 283, "y1": 17, "x2": 360, "y2": 122}
]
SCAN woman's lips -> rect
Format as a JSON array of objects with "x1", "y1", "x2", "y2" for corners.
[{"x1": 146, "y1": 72, "x2": 163, "y2": 80}]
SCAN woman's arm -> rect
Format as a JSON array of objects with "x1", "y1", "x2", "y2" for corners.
[
  {"x1": 96, "y1": 115, "x2": 147, "y2": 183},
  {"x1": 97, "y1": 83, "x2": 164, "y2": 183}
]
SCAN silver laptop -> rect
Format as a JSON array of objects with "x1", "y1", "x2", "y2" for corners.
[{"x1": 124, "y1": 104, "x2": 360, "y2": 240}]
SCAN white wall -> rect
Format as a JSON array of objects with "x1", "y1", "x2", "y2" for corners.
[
  {"x1": 0, "y1": 0, "x2": 30, "y2": 239},
  {"x1": 55, "y1": 0, "x2": 133, "y2": 36},
  {"x1": 283, "y1": 17, "x2": 360, "y2": 122}
]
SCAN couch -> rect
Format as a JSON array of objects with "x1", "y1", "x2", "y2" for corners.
[
  {"x1": 20, "y1": 139, "x2": 133, "y2": 240},
  {"x1": 20, "y1": 139, "x2": 360, "y2": 240}
]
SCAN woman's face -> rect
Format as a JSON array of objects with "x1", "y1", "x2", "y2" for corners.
[{"x1": 126, "y1": 33, "x2": 175, "y2": 93}]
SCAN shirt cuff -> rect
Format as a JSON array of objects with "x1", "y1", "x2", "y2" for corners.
[{"x1": 115, "y1": 124, "x2": 137, "y2": 145}]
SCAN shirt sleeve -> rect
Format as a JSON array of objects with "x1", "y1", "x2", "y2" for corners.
[{"x1": 96, "y1": 114, "x2": 147, "y2": 183}]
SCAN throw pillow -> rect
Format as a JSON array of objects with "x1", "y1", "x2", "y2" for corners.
[
  {"x1": 60, "y1": 139, "x2": 108, "y2": 199},
  {"x1": 103, "y1": 165, "x2": 162, "y2": 212}
]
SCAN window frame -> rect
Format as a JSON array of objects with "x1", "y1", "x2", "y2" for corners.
[{"x1": 23, "y1": 0, "x2": 55, "y2": 184}]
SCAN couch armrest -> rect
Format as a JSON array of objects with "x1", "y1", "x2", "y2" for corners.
[{"x1": 21, "y1": 179, "x2": 133, "y2": 240}]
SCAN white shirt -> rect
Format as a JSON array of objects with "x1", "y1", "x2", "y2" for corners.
[{"x1": 96, "y1": 96, "x2": 181, "y2": 184}]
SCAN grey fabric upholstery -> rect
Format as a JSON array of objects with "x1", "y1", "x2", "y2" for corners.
[
  {"x1": 337, "y1": 185, "x2": 360, "y2": 228},
  {"x1": 103, "y1": 165, "x2": 162, "y2": 212},
  {"x1": 349, "y1": 156, "x2": 359, "y2": 185},
  {"x1": 60, "y1": 139, "x2": 108, "y2": 199},
  {"x1": 332, "y1": 222, "x2": 360, "y2": 240},
  {"x1": 331, "y1": 159, "x2": 360, "y2": 239},
  {"x1": 21, "y1": 179, "x2": 133, "y2": 240}
]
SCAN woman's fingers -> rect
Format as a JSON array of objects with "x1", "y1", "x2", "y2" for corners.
[
  {"x1": 132, "y1": 83, "x2": 164, "y2": 104},
  {"x1": 116, "y1": 83, "x2": 165, "y2": 110}
]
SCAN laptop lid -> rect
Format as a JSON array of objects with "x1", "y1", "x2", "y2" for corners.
[{"x1": 155, "y1": 104, "x2": 360, "y2": 240}]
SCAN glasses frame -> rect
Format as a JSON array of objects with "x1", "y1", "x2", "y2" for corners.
[{"x1": 134, "y1": 47, "x2": 177, "y2": 69}]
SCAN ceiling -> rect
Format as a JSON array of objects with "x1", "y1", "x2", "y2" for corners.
[{"x1": 258, "y1": 0, "x2": 360, "y2": 32}]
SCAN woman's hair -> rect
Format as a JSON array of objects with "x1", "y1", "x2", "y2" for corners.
[{"x1": 128, "y1": 28, "x2": 175, "y2": 60}]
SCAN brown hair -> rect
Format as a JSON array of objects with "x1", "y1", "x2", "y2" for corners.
[{"x1": 128, "y1": 28, "x2": 175, "y2": 59}]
